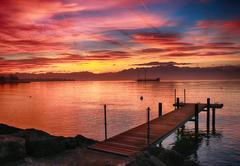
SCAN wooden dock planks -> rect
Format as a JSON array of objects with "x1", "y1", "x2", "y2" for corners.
[{"x1": 89, "y1": 103, "x2": 221, "y2": 157}]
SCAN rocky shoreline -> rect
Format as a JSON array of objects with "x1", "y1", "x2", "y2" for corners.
[
  {"x1": 0, "y1": 124, "x2": 198, "y2": 166},
  {"x1": 0, "y1": 124, "x2": 95, "y2": 164}
]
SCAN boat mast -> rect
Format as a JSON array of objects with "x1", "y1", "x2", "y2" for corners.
[{"x1": 144, "y1": 68, "x2": 147, "y2": 80}]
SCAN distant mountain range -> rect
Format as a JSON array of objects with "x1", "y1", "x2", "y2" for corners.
[{"x1": 15, "y1": 64, "x2": 240, "y2": 81}]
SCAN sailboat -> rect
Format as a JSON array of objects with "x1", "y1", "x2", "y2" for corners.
[{"x1": 136, "y1": 69, "x2": 160, "y2": 82}]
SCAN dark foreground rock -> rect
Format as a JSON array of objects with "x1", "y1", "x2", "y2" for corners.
[
  {"x1": 0, "y1": 124, "x2": 95, "y2": 164},
  {"x1": 0, "y1": 124, "x2": 22, "y2": 135},
  {"x1": 0, "y1": 135, "x2": 26, "y2": 163},
  {"x1": 127, "y1": 146, "x2": 199, "y2": 166}
]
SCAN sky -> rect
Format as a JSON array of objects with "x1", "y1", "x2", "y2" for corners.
[{"x1": 0, "y1": 0, "x2": 240, "y2": 73}]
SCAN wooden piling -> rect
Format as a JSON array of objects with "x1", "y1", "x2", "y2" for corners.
[
  {"x1": 174, "y1": 89, "x2": 176, "y2": 108},
  {"x1": 184, "y1": 89, "x2": 186, "y2": 103},
  {"x1": 147, "y1": 107, "x2": 150, "y2": 145},
  {"x1": 177, "y1": 98, "x2": 180, "y2": 109},
  {"x1": 212, "y1": 108, "x2": 216, "y2": 132},
  {"x1": 207, "y1": 98, "x2": 210, "y2": 133},
  {"x1": 158, "y1": 103, "x2": 162, "y2": 117},
  {"x1": 104, "y1": 104, "x2": 107, "y2": 140},
  {"x1": 195, "y1": 104, "x2": 199, "y2": 133}
]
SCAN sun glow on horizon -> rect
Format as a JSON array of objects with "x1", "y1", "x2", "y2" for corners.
[{"x1": 0, "y1": 0, "x2": 239, "y2": 73}]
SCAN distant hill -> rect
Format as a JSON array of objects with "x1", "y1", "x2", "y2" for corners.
[{"x1": 15, "y1": 65, "x2": 240, "y2": 81}]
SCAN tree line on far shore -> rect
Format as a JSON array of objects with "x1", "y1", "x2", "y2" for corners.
[{"x1": 0, "y1": 74, "x2": 19, "y2": 83}]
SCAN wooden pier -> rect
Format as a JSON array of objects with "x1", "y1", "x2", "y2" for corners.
[{"x1": 89, "y1": 99, "x2": 223, "y2": 157}]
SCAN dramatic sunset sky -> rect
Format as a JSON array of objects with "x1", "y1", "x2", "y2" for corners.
[{"x1": 0, "y1": 0, "x2": 240, "y2": 73}]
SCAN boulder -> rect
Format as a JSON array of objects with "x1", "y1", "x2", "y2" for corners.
[
  {"x1": 74, "y1": 135, "x2": 95, "y2": 147},
  {"x1": 11, "y1": 129, "x2": 95, "y2": 157},
  {"x1": 183, "y1": 159, "x2": 199, "y2": 166},
  {"x1": 127, "y1": 152, "x2": 164, "y2": 166},
  {"x1": 0, "y1": 124, "x2": 22, "y2": 135},
  {"x1": 0, "y1": 135, "x2": 26, "y2": 163},
  {"x1": 150, "y1": 156, "x2": 167, "y2": 166},
  {"x1": 0, "y1": 124, "x2": 95, "y2": 159},
  {"x1": 13, "y1": 129, "x2": 66, "y2": 157},
  {"x1": 63, "y1": 137, "x2": 78, "y2": 149},
  {"x1": 157, "y1": 148, "x2": 184, "y2": 166}
]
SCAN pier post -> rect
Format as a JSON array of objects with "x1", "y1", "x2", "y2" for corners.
[
  {"x1": 212, "y1": 108, "x2": 216, "y2": 132},
  {"x1": 104, "y1": 104, "x2": 107, "y2": 141},
  {"x1": 174, "y1": 89, "x2": 177, "y2": 108},
  {"x1": 195, "y1": 104, "x2": 199, "y2": 133},
  {"x1": 176, "y1": 97, "x2": 180, "y2": 109},
  {"x1": 158, "y1": 103, "x2": 162, "y2": 117},
  {"x1": 184, "y1": 89, "x2": 186, "y2": 103},
  {"x1": 207, "y1": 98, "x2": 210, "y2": 134},
  {"x1": 147, "y1": 107, "x2": 150, "y2": 145}
]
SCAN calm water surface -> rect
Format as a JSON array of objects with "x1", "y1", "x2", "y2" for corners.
[{"x1": 0, "y1": 80, "x2": 239, "y2": 165}]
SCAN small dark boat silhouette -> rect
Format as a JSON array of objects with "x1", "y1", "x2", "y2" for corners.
[
  {"x1": 136, "y1": 69, "x2": 160, "y2": 82},
  {"x1": 137, "y1": 77, "x2": 160, "y2": 82}
]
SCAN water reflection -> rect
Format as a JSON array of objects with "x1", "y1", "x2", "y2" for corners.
[
  {"x1": 0, "y1": 80, "x2": 239, "y2": 165},
  {"x1": 171, "y1": 129, "x2": 223, "y2": 162}
]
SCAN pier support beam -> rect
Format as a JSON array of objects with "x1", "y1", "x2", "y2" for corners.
[
  {"x1": 176, "y1": 98, "x2": 180, "y2": 109},
  {"x1": 195, "y1": 104, "x2": 199, "y2": 133},
  {"x1": 184, "y1": 89, "x2": 186, "y2": 103},
  {"x1": 104, "y1": 104, "x2": 107, "y2": 141},
  {"x1": 174, "y1": 89, "x2": 177, "y2": 109},
  {"x1": 147, "y1": 107, "x2": 150, "y2": 145},
  {"x1": 207, "y1": 98, "x2": 210, "y2": 134},
  {"x1": 158, "y1": 103, "x2": 162, "y2": 117},
  {"x1": 212, "y1": 108, "x2": 216, "y2": 133}
]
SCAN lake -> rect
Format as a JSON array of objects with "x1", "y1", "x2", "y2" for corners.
[{"x1": 0, "y1": 80, "x2": 239, "y2": 165}]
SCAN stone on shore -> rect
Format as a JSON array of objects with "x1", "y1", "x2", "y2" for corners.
[
  {"x1": 0, "y1": 135, "x2": 26, "y2": 163},
  {"x1": 0, "y1": 123, "x2": 22, "y2": 135},
  {"x1": 127, "y1": 146, "x2": 198, "y2": 166},
  {"x1": 13, "y1": 129, "x2": 66, "y2": 157},
  {"x1": 0, "y1": 124, "x2": 95, "y2": 160},
  {"x1": 12, "y1": 128, "x2": 95, "y2": 157}
]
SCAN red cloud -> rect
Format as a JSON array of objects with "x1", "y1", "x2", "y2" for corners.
[
  {"x1": 0, "y1": 50, "x2": 132, "y2": 72},
  {"x1": 132, "y1": 32, "x2": 180, "y2": 43},
  {"x1": 0, "y1": 0, "x2": 173, "y2": 58}
]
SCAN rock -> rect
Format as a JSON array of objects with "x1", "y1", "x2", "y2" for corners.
[
  {"x1": 10, "y1": 129, "x2": 95, "y2": 157},
  {"x1": 0, "y1": 124, "x2": 22, "y2": 135},
  {"x1": 25, "y1": 136, "x2": 66, "y2": 157},
  {"x1": 127, "y1": 152, "x2": 161, "y2": 166},
  {"x1": 13, "y1": 129, "x2": 66, "y2": 157},
  {"x1": 150, "y1": 156, "x2": 167, "y2": 166},
  {"x1": 156, "y1": 148, "x2": 184, "y2": 166},
  {"x1": 74, "y1": 135, "x2": 95, "y2": 147},
  {"x1": 147, "y1": 146, "x2": 162, "y2": 156},
  {"x1": 183, "y1": 159, "x2": 199, "y2": 166},
  {"x1": 0, "y1": 135, "x2": 26, "y2": 163},
  {"x1": 63, "y1": 137, "x2": 78, "y2": 149}
]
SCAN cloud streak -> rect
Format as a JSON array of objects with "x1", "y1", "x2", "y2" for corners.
[{"x1": 0, "y1": 0, "x2": 239, "y2": 73}]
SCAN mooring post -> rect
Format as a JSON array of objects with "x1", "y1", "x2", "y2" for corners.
[
  {"x1": 158, "y1": 103, "x2": 162, "y2": 117},
  {"x1": 104, "y1": 104, "x2": 107, "y2": 141},
  {"x1": 174, "y1": 89, "x2": 177, "y2": 102},
  {"x1": 207, "y1": 98, "x2": 210, "y2": 133},
  {"x1": 147, "y1": 107, "x2": 150, "y2": 145},
  {"x1": 176, "y1": 97, "x2": 180, "y2": 109},
  {"x1": 212, "y1": 108, "x2": 216, "y2": 132},
  {"x1": 184, "y1": 89, "x2": 186, "y2": 103},
  {"x1": 195, "y1": 104, "x2": 199, "y2": 133}
]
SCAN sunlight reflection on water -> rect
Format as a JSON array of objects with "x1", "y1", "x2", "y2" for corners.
[{"x1": 0, "y1": 80, "x2": 239, "y2": 165}]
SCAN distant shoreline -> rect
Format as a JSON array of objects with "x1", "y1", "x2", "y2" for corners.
[
  {"x1": 0, "y1": 80, "x2": 31, "y2": 84},
  {"x1": 0, "y1": 79, "x2": 75, "y2": 84},
  {"x1": 1, "y1": 79, "x2": 240, "y2": 84}
]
